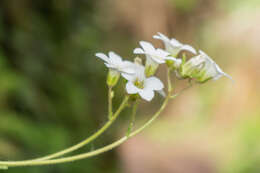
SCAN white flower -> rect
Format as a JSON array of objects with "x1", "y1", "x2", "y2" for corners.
[
  {"x1": 133, "y1": 41, "x2": 177, "y2": 76},
  {"x1": 180, "y1": 50, "x2": 233, "y2": 83},
  {"x1": 95, "y1": 51, "x2": 135, "y2": 74},
  {"x1": 122, "y1": 64, "x2": 164, "y2": 101},
  {"x1": 133, "y1": 41, "x2": 173, "y2": 63},
  {"x1": 153, "y1": 32, "x2": 196, "y2": 57},
  {"x1": 96, "y1": 51, "x2": 136, "y2": 87}
]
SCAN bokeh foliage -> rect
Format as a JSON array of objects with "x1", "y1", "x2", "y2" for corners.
[{"x1": 0, "y1": 0, "x2": 121, "y2": 172}]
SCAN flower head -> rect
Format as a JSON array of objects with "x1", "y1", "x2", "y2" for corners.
[
  {"x1": 180, "y1": 50, "x2": 232, "y2": 83},
  {"x1": 133, "y1": 41, "x2": 172, "y2": 63},
  {"x1": 122, "y1": 64, "x2": 164, "y2": 101},
  {"x1": 153, "y1": 32, "x2": 196, "y2": 57},
  {"x1": 133, "y1": 41, "x2": 177, "y2": 76}
]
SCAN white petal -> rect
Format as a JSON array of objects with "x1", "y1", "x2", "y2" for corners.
[
  {"x1": 95, "y1": 53, "x2": 109, "y2": 62},
  {"x1": 122, "y1": 63, "x2": 145, "y2": 81},
  {"x1": 123, "y1": 61, "x2": 135, "y2": 66},
  {"x1": 126, "y1": 81, "x2": 140, "y2": 94},
  {"x1": 181, "y1": 45, "x2": 197, "y2": 54},
  {"x1": 140, "y1": 41, "x2": 155, "y2": 53},
  {"x1": 153, "y1": 32, "x2": 170, "y2": 42},
  {"x1": 170, "y1": 38, "x2": 182, "y2": 47},
  {"x1": 122, "y1": 68, "x2": 136, "y2": 74},
  {"x1": 214, "y1": 63, "x2": 234, "y2": 82},
  {"x1": 104, "y1": 63, "x2": 113, "y2": 68},
  {"x1": 145, "y1": 77, "x2": 164, "y2": 91},
  {"x1": 156, "y1": 48, "x2": 170, "y2": 57},
  {"x1": 108, "y1": 51, "x2": 123, "y2": 65},
  {"x1": 121, "y1": 61, "x2": 136, "y2": 74},
  {"x1": 148, "y1": 55, "x2": 165, "y2": 64},
  {"x1": 133, "y1": 48, "x2": 145, "y2": 54},
  {"x1": 159, "y1": 32, "x2": 170, "y2": 39},
  {"x1": 153, "y1": 35, "x2": 161, "y2": 40},
  {"x1": 139, "y1": 89, "x2": 155, "y2": 101},
  {"x1": 122, "y1": 73, "x2": 135, "y2": 81},
  {"x1": 223, "y1": 73, "x2": 234, "y2": 82},
  {"x1": 199, "y1": 50, "x2": 207, "y2": 56},
  {"x1": 164, "y1": 56, "x2": 177, "y2": 61}
]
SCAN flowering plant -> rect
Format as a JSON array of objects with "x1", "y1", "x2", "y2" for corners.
[{"x1": 0, "y1": 33, "x2": 232, "y2": 169}]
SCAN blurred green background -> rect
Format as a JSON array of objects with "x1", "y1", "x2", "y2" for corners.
[{"x1": 0, "y1": 0, "x2": 259, "y2": 173}]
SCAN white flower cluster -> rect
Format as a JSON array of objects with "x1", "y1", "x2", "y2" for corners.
[{"x1": 96, "y1": 32, "x2": 232, "y2": 101}]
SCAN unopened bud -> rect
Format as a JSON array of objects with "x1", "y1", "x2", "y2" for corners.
[{"x1": 107, "y1": 69, "x2": 120, "y2": 87}]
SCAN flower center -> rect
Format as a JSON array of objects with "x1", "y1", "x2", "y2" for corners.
[{"x1": 134, "y1": 79, "x2": 144, "y2": 89}]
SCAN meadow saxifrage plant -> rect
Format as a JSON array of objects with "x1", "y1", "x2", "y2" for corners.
[{"x1": 0, "y1": 33, "x2": 232, "y2": 169}]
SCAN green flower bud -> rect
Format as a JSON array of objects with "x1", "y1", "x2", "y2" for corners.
[
  {"x1": 179, "y1": 50, "x2": 233, "y2": 83},
  {"x1": 107, "y1": 69, "x2": 120, "y2": 87}
]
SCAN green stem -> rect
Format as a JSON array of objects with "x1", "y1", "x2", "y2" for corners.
[
  {"x1": 167, "y1": 68, "x2": 172, "y2": 93},
  {"x1": 0, "y1": 96, "x2": 129, "y2": 165},
  {"x1": 108, "y1": 86, "x2": 113, "y2": 119},
  {"x1": 127, "y1": 100, "x2": 139, "y2": 136},
  {"x1": 0, "y1": 96, "x2": 170, "y2": 167}
]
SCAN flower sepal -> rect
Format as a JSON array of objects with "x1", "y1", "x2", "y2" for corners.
[
  {"x1": 129, "y1": 93, "x2": 141, "y2": 102},
  {"x1": 145, "y1": 63, "x2": 158, "y2": 77},
  {"x1": 166, "y1": 58, "x2": 182, "y2": 71}
]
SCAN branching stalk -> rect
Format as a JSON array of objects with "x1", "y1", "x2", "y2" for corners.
[
  {"x1": 167, "y1": 68, "x2": 172, "y2": 93},
  {"x1": 0, "y1": 96, "x2": 129, "y2": 166}
]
